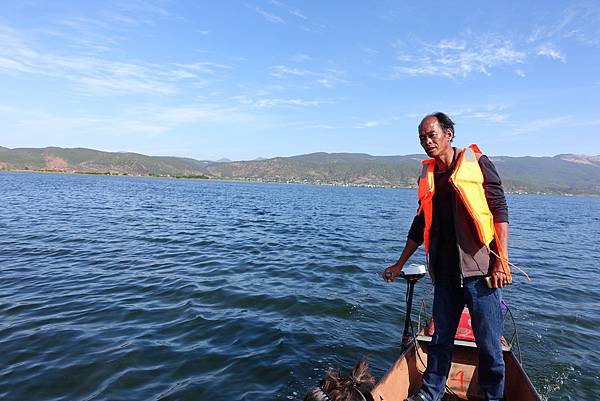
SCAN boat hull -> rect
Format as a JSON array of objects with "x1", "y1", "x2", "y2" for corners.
[{"x1": 371, "y1": 336, "x2": 541, "y2": 401}]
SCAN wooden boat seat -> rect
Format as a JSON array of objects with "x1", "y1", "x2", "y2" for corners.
[{"x1": 416, "y1": 335, "x2": 512, "y2": 352}]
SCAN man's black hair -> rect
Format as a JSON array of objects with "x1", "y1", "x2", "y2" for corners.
[{"x1": 418, "y1": 112, "x2": 455, "y2": 141}]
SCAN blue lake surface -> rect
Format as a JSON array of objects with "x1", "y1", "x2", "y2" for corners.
[{"x1": 1, "y1": 172, "x2": 599, "y2": 400}]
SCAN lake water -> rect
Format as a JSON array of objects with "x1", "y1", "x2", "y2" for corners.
[{"x1": 1, "y1": 172, "x2": 598, "y2": 401}]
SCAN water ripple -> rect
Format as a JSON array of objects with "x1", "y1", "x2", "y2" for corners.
[{"x1": 0, "y1": 173, "x2": 598, "y2": 400}]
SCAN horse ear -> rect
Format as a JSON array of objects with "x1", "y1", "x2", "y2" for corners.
[
  {"x1": 320, "y1": 367, "x2": 341, "y2": 393},
  {"x1": 350, "y1": 359, "x2": 376, "y2": 387}
]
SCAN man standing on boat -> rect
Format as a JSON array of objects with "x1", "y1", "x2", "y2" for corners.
[{"x1": 383, "y1": 112, "x2": 510, "y2": 401}]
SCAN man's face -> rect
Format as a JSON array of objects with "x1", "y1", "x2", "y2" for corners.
[{"x1": 418, "y1": 117, "x2": 453, "y2": 158}]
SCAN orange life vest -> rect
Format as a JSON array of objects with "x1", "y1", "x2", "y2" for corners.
[{"x1": 417, "y1": 144, "x2": 511, "y2": 282}]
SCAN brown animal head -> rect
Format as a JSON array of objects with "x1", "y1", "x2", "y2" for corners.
[{"x1": 304, "y1": 359, "x2": 376, "y2": 401}]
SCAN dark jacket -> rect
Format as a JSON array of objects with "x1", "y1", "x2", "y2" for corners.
[{"x1": 408, "y1": 150, "x2": 508, "y2": 282}]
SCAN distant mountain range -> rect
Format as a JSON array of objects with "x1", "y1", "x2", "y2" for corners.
[{"x1": 1, "y1": 146, "x2": 599, "y2": 195}]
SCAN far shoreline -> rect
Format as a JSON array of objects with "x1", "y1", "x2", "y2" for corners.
[{"x1": 1, "y1": 169, "x2": 598, "y2": 198}]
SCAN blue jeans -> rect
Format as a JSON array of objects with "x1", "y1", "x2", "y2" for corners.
[{"x1": 419, "y1": 277, "x2": 505, "y2": 401}]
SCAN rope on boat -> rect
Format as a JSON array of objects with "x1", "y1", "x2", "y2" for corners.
[
  {"x1": 502, "y1": 302, "x2": 523, "y2": 365},
  {"x1": 489, "y1": 249, "x2": 531, "y2": 281}
]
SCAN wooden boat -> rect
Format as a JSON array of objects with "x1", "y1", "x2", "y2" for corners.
[
  {"x1": 372, "y1": 268, "x2": 542, "y2": 401},
  {"x1": 371, "y1": 326, "x2": 541, "y2": 400}
]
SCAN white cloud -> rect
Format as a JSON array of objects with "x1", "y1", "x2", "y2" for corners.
[
  {"x1": 104, "y1": 12, "x2": 140, "y2": 26},
  {"x1": 173, "y1": 61, "x2": 232, "y2": 74},
  {"x1": 144, "y1": 104, "x2": 260, "y2": 128},
  {"x1": 254, "y1": 98, "x2": 322, "y2": 108},
  {"x1": 268, "y1": 1, "x2": 308, "y2": 21},
  {"x1": 7, "y1": 102, "x2": 257, "y2": 142},
  {"x1": 230, "y1": 95, "x2": 254, "y2": 105},
  {"x1": 355, "y1": 121, "x2": 380, "y2": 129},
  {"x1": 270, "y1": 65, "x2": 309, "y2": 78},
  {"x1": 465, "y1": 112, "x2": 508, "y2": 123},
  {"x1": 41, "y1": 19, "x2": 119, "y2": 54},
  {"x1": 511, "y1": 116, "x2": 571, "y2": 136},
  {"x1": 315, "y1": 79, "x2": 333, "y2": 88},
  {"x1": 451, "y1": 106, "x2": 511, "y2": 124},
  {"x1": 392, "y1": 40, "x2": 414, "y2": 62},
  {"x1": 74, "y1": 75, "x2": 177, "y2": 95},
  {"x1": 48, "y1": 0, "x2": 175, "y2": 53},
  {"x1": 279, "y1": 120, "x2": 340, "y2": 130},
  {"x1": 290, "y1": 9, "x2": 308, "y2": 20},
  {"x1": 528, "y1": 5, "x2": 600, "y2": 47},
  {"x1": 392, "y1": 35, "x2": 526, "y2": 79},
  {"x1": 107, "y1": 1, "x2": 172, "y2": 24},
  {"x1": 536, "y1": 44, "x2": 566, "y2": 62},
  {"x1": 254, "y1": 7, "x2": 285, "y2": 24},
  {"x1": 360, "y1": 45, "x2": 378, "y2": 57},
  {"x1": 316, "y1": 68, "x2": 347, "y2": 89},
  {"x1": 305, "y1": 124, "x2": 337, "y2": 129},
  {"x1": 390, "y1": 9, "x2": 592, "y2": 81},
  {"x1": 231, "y1": 95, "x2": 327, "y2": 109},
  {"x1": 408, "y1": 106, "x2": 511, "y2": 125},
  {"x1": 290, "y1": 53, "x2": 312, "y2": 62},
  {"x1": 437, "y1": 39, "x2": 466, "y2": 50},
  {"x1": 0, "y1": 24, "x2": 230, "y2": 96},
  {"x1": 270, "y1": 64, "x2": 346, "y2": 88}
]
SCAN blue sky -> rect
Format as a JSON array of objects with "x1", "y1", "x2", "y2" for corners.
[{"x1": 1, "y1": 1, "x2": 599, "y2": 161}]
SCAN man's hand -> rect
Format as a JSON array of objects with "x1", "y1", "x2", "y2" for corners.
[
  {"x1": 383, "y1": 264, "x2": 402, "y2": 282},
  {"x1": 489, "y1": 269, "x2": 507, "y2": 288}
]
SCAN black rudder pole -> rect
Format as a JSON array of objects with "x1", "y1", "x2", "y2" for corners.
[{"x1": 401, "y1": 279, "x2": 416, "y2": 349}]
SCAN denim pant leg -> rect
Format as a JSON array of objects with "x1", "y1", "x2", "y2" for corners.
[
  {"x1": 420, "y1": 283, "x2": 464, "y2": 401},
  {"x1": 463, "y1": 277, "x2": 505, "y2": 401}
]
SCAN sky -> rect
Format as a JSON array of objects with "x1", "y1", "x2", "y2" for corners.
[{"x1": 1, "y1": 1, "x2": 599, "y2": 161}]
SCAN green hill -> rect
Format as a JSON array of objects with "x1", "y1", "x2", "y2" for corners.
[
  {"x1": 491, "y1": 155, "x2": 600, "y2": 195},
  {"x1": 1, "y1": 146, "x2": 599, "y2": 195},
  {"x1": 205, "y1": 152, "x2": 425, "y2": 187},
  {"x1": 0, "y1": 147, "x2": 211, "y2": 177}
]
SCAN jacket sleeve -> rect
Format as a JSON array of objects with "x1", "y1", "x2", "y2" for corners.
[
  {"x1": 407, "y1": 207, "x2": 425, "y2": 245},
  {"x1": 478, "y1": 155, "x2": 509, "y2": 223}
]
